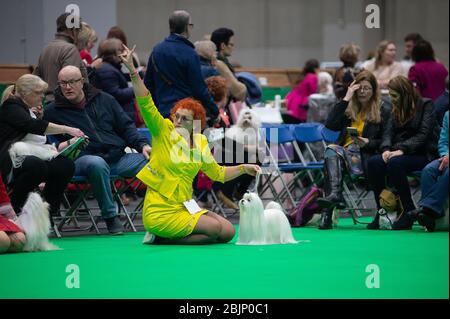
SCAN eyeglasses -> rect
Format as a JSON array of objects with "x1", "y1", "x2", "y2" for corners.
[
  {"x1": 188, "y1": 23, "x2": 194, "y2": 28},
  {"x1": 58, "y1": 78, "x2": 83, "y2": 88},
  {"x1": 174, "y1": 113, "x2": 193, "y2": 123},
  {"x1": 359, "y1": 86, "x2": 373, "y2": 92}
]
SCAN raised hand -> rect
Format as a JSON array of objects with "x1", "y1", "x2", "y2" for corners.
[
  {"x1": 119, "y1": 44, "x2": 136, "y2": 73},
  {"x1": 343, "y1": 81, "x2": 361, "y2": 102}
]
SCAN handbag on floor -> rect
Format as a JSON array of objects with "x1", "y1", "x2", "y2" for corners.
[
  {"x1": 288, "y1": 187, "x2": 322, "y2": 227},
  {"x1": 378, "y1": 188, "x2": 404, "y2": 230}
]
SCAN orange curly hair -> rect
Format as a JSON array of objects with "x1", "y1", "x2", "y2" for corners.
[
  {"x1": 170, "y1": 98, "x2": 207, "y2": 129},
  {"x1": 205, "y1": 76, "x2": 229, "y2": 103}
]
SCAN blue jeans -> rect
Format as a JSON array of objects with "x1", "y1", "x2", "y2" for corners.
[
  {"x1": 74, "y1": 153, "x2": 147, "y2": 219},
  {"x1": 419, "y1": 159, "x2": 449, "y2": 216}
]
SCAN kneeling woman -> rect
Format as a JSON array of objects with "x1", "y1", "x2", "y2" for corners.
[
  {"x1": 317, "y1": 70, "x2": 391, "y2": 229},
  {"x1": 120, "y1": 45, "x2": 261, "y2": 244},
  {"x1": 367, "y1": 76, "x2": 440, "y2": 230}
]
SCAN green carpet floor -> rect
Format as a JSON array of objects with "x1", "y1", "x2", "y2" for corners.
[{"x1": 0, "y1": 218, "x2": 448, "y2": 299}]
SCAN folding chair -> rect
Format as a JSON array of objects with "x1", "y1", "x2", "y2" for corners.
[
  {"x1": 58, "y1": 175, "x2": 137, "y2": 235},
  {"x1": 123, "y1": 127, "x2": 153, "y2": 228},
  {"x1": 319, "y1": 126, "x2": 376, "y2": 224},
  {"x1": 258, "y1": 125, "x2": 303, "y2": 208}
]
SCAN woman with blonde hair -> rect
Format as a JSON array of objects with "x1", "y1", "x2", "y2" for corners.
[
  {"x1": 317, "y1": 70, "x2": 391, "y2": 229},
  {"x1": 365, "y1": 40, "x2": 405, "y2": 89},
  {"x1": 78, "y1": 22, "x2": 98, "y2": 66},
  {"x1": 0, "y1": 74, "x2": 84, "y2": 224},
  {"x1": 367, "y1": 75, "x2": 440, "y2": 230}
]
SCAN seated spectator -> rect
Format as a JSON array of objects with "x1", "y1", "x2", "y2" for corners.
[
  {"x1": 107, "y1": 26, "x2": 144, "y2": 77},
  {"x1": 206, "y1": 76, "x2": 231, "y2": 129},
  {"x1": 95, "y1": 38, "x2": 136, "y2": 120},
  {"x1": 410, "y1": 111, "x2": 448, "y2": 232},
  {"x1": 194, "y1": 40, "x2": 220, "y2": 79},
  {"x1": 0, "y1": 75, "x2": 84, "y2": 224},
  {"x1": 401, "y1": 33, "x2": 423, "y2": 75},
  {"x1": 43, "y1": 66, "x2": 151, "y2": 234},
  {"x1": 434, "y1": 79, "x2": 449, "y2": 126},
  {"x1": 284, "y1": 59, "x2": 320, "y2": 124},
  {"x1": 34, "y1": 12, "x2": 88, "y2": 102},
  {"x1": 78, "y1": 22, "x2": 98, "y2": 66},
  {"x1": 364, "y1": 40, "x2": 405, "y2": 90},
  {"x1": 408, "y1": 40, "x2": 448, "y2": 101},
  {"x1": 317, "y1": 70, "x2": 390, "y2": 229},
  {"x1": 209, "y1": 28, "x2": 247, "y2": 102},
  {"x1": 334, "y1": 43, "x2": 362, "y2": 100},
  {"x1": 308, "y1": 71, "x2": 336, "y2": 123},
  {"x1": 1, "y1": 174, "x2": 26, "y2": 254},
  {"x1": 367, "y1": 76, "x2": 440, "y2": 230},
  {"x1": 213, "y1": 108, "x2": 265, "y2": 209}
]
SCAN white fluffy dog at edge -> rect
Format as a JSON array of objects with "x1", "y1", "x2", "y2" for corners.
[
  {"x1": 16, "y1": 192, "x2": 59, "y2": 252},
  {"x1": 237, "y1": 192, "x2": 298, "y2": 245}
]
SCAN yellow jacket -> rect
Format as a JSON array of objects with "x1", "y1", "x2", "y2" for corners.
[{"x1": 135, "y1": 95, "x2": 225, "y2": 202}]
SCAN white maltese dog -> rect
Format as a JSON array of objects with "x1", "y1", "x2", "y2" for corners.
[
  {"x1": 237, "y1": 192, "x2": 298, "y2": 245},
  {"x1": 225, "y1": 108, "x2": 265, "y2": 163},
  {"x1": 16, "y1": 192, "x2": 59, "y2": 251}
]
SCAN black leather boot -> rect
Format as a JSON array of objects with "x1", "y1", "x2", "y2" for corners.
[
  {"x1": 317, "y1": 156, "x2": 345, "y2": 209},
  {"x1": 366, "y1": 213, "x2": 380, "y2": 229},
  {"x1": 318, "y1": 208, "x2": 333, "y2": 229}
]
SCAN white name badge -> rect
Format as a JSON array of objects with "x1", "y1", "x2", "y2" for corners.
[{"x1": 183, "y1": 199, "x2": 202, "y2": 215}]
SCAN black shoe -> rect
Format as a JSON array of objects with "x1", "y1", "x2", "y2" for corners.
[
  {"x1": 367, "y1": 213, "x2": 380, "y2": 230},
  {"x1": 417, "y1": 211, "x2": 437, "y2": 232},
  {"x1": 392, "y1": 212, "x2": 414, "y2": 230},
  {"x1": 105, "y1": 216, "x2": 124, "y2": 235},
  {"x1": 317, "y1": 196, "x2": 346, "y2": 209},
  {"x1": 318, "y1": 209, "x2": 333, "y2": 230},
  {"x1": 318, "y1": 156, "x2": 345, "y2": 210}
]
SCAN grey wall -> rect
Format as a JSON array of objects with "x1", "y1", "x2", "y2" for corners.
[
  {"x1": 1, "y1": 0, "x2": 448, "y2": 68},
  {"x1": 0, "y1": 0, "x2": 116, "y2": 66},
  {"x1": 118, "y1": 0, "x2": 448, "y2": 68}
]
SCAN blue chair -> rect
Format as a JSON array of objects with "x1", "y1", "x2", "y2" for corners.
[{"x1": 321, "y1": 126, "x2": 340, "y2": 144}]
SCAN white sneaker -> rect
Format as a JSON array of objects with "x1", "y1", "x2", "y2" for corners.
[{"x1": 142, "y1": 231, "x2": 156, "y2": 244}]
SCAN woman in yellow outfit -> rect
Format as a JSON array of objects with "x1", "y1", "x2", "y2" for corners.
[{"x1": 120, "y1": 45, "x2": 261, "y2": 244}]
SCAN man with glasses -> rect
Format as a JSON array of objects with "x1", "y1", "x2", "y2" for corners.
[
  {"x1": 210, "y1": 28, "x2": 249, "y2": 106},
  {"x1": 44, "y1": 66, "x2": 151, "y2": 234},
  {"x1": 144, "y1": 10, "x2": 219, "y2": 125},
  {"x1": 211, "y1": 28, "x2": 236, "y2": 74}
]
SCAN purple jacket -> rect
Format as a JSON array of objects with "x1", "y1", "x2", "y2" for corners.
[{"x1": 408, "y1": 60, "x2": 448, "y2": 101}]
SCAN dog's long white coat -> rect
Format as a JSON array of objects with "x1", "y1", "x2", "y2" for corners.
[
  {"x1": 16, "y1": 192, "x2": 59, "y2": 251},
  {"x1": 237, "y1": 193, "x2": 298, "y2": 245}
]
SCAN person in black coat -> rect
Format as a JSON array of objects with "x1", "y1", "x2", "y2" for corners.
[
  {"x1": 367, "y1": 75, "x2": 440, "y2": 230},
  {"x1": 44, "y1": 66, "x2": 151, "y2": 234},
  {"x1": 94, "y1": 38, "x2": 136, "y2": 121},
  {"x1": 317, "y1": 70, "x2": 391, "y2": 229},
  {"x1": 0, "y1": 74, "x2": 84, "y2": 222}
]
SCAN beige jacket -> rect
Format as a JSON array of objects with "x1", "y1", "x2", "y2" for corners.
[{"x1": 34, "y1": 33, "x2": 88, "y2": 101}]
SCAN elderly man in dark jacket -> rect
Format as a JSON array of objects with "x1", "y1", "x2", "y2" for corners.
[
  {"x1": 144, "y1": 10, "x2": 219, "y2": 122},
  {"x1": 44, "y1": 66, "x2": 151, "y2": 234}
]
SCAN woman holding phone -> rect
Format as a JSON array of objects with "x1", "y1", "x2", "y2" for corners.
[{"x1": 317, "y1": 70, "x2": 391, "y2": 229}]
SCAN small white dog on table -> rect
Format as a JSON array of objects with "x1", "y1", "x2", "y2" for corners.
[{"x1": 237, "y1": 192, "x2": 298, "y2": 245}]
